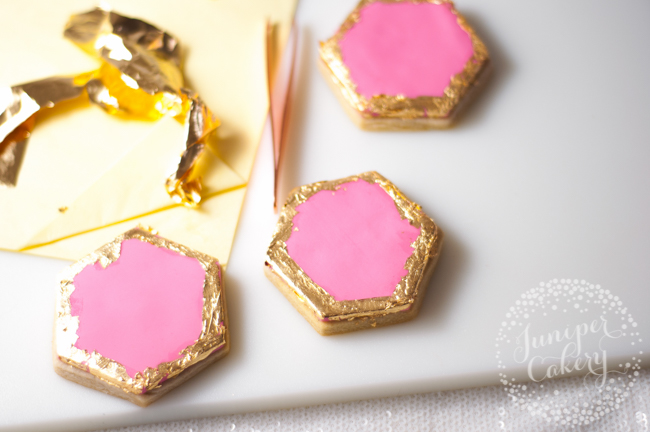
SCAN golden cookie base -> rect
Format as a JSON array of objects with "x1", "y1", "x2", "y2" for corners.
[
  {"x1": 264, "y1": 228, "x2": 443, "y2": 336},
  {"x1": 53, "y1": 324, "x2": 230, "y2": 407},
  {"x1": 318, "y1": 57, "x2": 492, "y2": 131}
]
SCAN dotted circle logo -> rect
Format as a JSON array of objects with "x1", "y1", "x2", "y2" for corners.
[{"x1": 495, "y1": 279, "x2": 643, "y2": 428}]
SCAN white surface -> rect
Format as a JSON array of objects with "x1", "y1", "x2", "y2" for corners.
[{"x1": 1, "y1": 0, "x2": 650, "y2": 430}]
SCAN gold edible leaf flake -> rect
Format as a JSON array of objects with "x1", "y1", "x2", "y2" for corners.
[
  {"x1": 0, "y1": 7, "x2": 219, "y2": 205},
  {"x1": 319, "y1": 0, "x2": 489, "y2": 120},
  {"x1": 64, "y1": 8, "x2": 184, "y2": 96},
  {"x1": 0, "y1": 78, "x2": 86, "y2": 186},
  {"x1": 55, "y1": 227, "x2": 228, "y2": 395},
  {"x1": 266, "y1": 171, "x2": 443, "y2": 322}
]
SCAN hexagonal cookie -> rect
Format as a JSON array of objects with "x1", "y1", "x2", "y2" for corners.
[
  {"x1": 265, "y1": 172, "x2": 443, "y2": 335},
  {"x1": 53, "y1": 227, "x2": 229, "y2": 406},
  {"x1": 319, "y1": 0, "x2": 490, "y2": 130}
]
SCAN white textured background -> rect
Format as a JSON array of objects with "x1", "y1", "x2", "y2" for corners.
[{"x1": 101, "y1": 369, "x2": 650, "y2": 432}]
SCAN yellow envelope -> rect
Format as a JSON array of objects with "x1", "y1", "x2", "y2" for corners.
[{"x1": 0, "y1": 0, "x2": 297, "y2": 265}]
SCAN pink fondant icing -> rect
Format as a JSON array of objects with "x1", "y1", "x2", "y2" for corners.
[
  {"x1": 285, "y1": 180, "x2": 421, "y2": 301},
  {"x1": 339, "y1": 2, "x2": 474, "y2": 99},
  {"x1": 70, "y1": 239, "x2": 206, "y2": 378}
]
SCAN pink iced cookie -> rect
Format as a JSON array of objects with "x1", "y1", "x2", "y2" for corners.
[
  {"x1": 319, "y1": 0, "x2": 490, "y2": 130},
  {"x1": 340, "y1": 2, "x2": 474, "y2": 99},
  {"x1": 265, "y1": 172, "x2": 444, "y2": 335},
  {"x1": 54, "y1": 228, "x2": 229, "y2": 406},
  {"x1": 286, "y1": 180, "x2": 421, "y2": 301},
  {"x1": 71, "y1": 239, "x2": 205, "y2": 378}
]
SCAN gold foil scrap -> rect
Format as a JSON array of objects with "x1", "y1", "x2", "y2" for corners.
[
  {"x1": 65, "y1": 8, "x2": 220, "y2": 206},
  {"x1": 319, "y1": 0, "x2": 489, "y2": 120},
  {"x1": 55, "y1": 228, "x2": 227, "y2": 394},
  {"x1": 0, "y1": 77, "x2": 86, "y2": 186},
  {"x1": 266, "y1": 171, "x2": 442, "y2": 322},
  {"x1": 2, "y1": 7, "x2": 219, "y2": 204},
  {"x1": 166, "y1": 90, "x2": 219, "y2": 206},
  {"x1": 0, "y1": 120, "x2": 31, "y2": 187},
  {"x1": 64, "y1": 8, "x2": 183, "y2": 97}
]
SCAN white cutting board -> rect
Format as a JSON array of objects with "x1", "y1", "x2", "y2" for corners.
[{"x1": 1, "y1": 0, "x2": 650, "y2": 430}]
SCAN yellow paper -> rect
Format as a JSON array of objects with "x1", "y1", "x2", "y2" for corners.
[{"x1": 0, "y1": 0, "x2": 298, "y2": 265}]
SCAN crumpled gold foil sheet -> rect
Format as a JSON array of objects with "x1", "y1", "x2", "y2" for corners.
[
  {"x1": 319, "y1": 0, "x2": 489, "y2": 120},
  {"x1": 266, "y1": 171, "x2": 442, "y2": 322},
  {"x1": 0, "y1": 77, "x2": 86, "y2": 186},
  {"x1": 55, "y1": 227, "x2": 228, "y2": 395},
  {"x1": 0, "y1": 7, "x2": 219, "y2": 205}
]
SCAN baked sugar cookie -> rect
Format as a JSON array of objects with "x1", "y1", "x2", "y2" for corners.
[
  {"x1": 53, "y1": 228, "x2": 229, "y2": 406},
  {"x1": 319, "y1": 0, "x2": 490, "y2": 130},
  {"x1": 265, "y1": 172, "x2": 443, "y2": 335}
]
